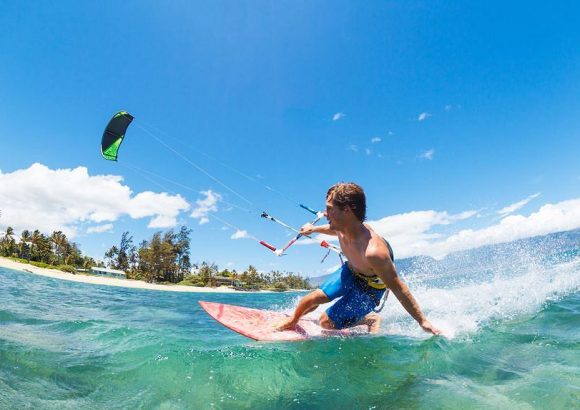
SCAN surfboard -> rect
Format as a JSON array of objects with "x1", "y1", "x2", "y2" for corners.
[{"x1": 199, "y1": 301, "x2": 368, "y2": 341}]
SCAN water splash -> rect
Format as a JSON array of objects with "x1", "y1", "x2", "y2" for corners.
[
  {"x1": 282, "y1": 237, "x2": 580, "y2": 340},
  {"x1": 382, "y1": 254, "x2": 580, "y2": 339}
]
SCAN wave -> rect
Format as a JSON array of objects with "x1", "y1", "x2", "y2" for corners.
[{"x1": 302, "y1": 231, "x2": 580, "y2": 340}]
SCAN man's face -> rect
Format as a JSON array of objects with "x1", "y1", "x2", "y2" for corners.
[{"x1": 325, "y1": 199, "x2": 348, "y2": 230}]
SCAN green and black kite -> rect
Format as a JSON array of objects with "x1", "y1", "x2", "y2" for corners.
[{"x1": 101, "y1": 111, "x2": 134, "y2": 161}]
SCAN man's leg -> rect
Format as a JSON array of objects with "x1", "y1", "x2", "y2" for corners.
[
  {"x1": 322, "y1": 287, "x2": 384, "y2": 332},
  {"x1": 276, "y1": 289, "x2": 329, "y2": 331},
  {"x1": 354, "y1": 312, "x2": 381, "y2": 333},
  {"x1": 302, "y1": 304, "x2": 320, "y2": 316},
  {"x1": 321, "y1": 310, "x2": 381, "y2": 332},
  {"x1": 277, "y1": 263, "x2": 346, "y2": 332},
  {"x1": 322, "y1": 310, "x2": 381, "y2": 332},
  {"x1": 318, "y1": 311, "x2": 335, "y2": 329}
]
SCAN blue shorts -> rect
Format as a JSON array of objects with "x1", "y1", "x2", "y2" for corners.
[{"x1": 319, "y1": 263, "x2": 386, "y2": 329}]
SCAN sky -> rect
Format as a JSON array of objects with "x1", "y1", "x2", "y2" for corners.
[{"x1": 1, "y1": 1, "x2": 579, "y2": 278}]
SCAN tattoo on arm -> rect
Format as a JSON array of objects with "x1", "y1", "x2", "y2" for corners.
[{"x1": 392, "y1": 281, "x2": 426, "y2": 324}]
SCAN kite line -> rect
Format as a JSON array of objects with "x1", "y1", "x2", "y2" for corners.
[{"x1": 100, "y1": 111, "x2": 342, "y2": 261}]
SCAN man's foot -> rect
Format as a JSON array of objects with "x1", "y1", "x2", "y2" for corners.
[
  {"x1": 358, "y1": 312, "x2": 381, "y2": 333},
  {"x1": 274, "y1": 316, "x2": 297, "y2": 331}
]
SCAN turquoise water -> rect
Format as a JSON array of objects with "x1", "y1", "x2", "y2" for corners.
[{"x1": 1, "y1": 249, "x2": 579, "y2": 408}]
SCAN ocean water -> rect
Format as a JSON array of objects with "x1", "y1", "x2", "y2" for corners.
[{"x1": 1, "y1": 246, "x2": 579, "y2": 409}]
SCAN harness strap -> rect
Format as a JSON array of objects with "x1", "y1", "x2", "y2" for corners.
[
  {"x1": 374, "y1": 290, "x2": 389, "y2": 313},
  {"x1": 348, "y1": 262, "x2": 388, "y2": 290},
  {"x1": 351, "y1": 238, "x2": 395, "y2": 310}
]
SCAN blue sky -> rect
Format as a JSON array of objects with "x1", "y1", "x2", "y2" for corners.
[{"x1": 1, "y1": 1, "x2": 579, "y2": 277}]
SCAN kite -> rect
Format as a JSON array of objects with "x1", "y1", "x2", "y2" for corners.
[{"x1": 101, "y1": 111, "x2": 134, "y2": 161}]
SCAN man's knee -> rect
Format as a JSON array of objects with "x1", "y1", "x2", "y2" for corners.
[
  {"x1": 319, "y1": 312, "x2": 335, "y2": 329},
  {"x1": 308, "y1": 289, "x2": 330, "y2": 305}
]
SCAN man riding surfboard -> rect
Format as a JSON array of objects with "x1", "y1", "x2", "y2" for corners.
[{"x1": 276, "y1": 182, "x2": 442, "y2": 335}]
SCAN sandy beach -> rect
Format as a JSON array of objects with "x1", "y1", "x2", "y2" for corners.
[{"x1": 0, "y1": 257, "x2": 263, "y2": 293}]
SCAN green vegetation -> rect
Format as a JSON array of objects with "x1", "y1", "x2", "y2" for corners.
[
  {"x1": 104, "y1": 228, "x2": 311, "y2": 290},
  {"x1": 1, "y1": 227, "x2": 96, "y2": 273},
  {"x1": 104, "y1": 227, "x2": 193, "y2": 283},
  {"x1": 1, "y1": 225, "x2": 310, "y2": 291},
  {"x1": 176, "y1": 261, "x2": 310, "y2": 291}
]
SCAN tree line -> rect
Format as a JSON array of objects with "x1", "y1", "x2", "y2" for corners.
[
  {"x1": 0, "y1": 226, "x2": 95, "y2": 271},
  {"x1": 103, "y1": 226, "x2": 311, "y2": 290},
  {"x1": 1, "y1": 225, "x2": 311, "y2": 290},
  {"x1": 104, "y1": 227, "x2": 192, "y2": 284}
]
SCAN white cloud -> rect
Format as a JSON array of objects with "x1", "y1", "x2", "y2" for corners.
[
  {"x1": 231, "y1": 230, "x2": 248, "y2": 239},
  {"x1": 365, "y1": 148, "x2": 372, "y2": 156},
  {"x1": 364, "y1": 199, "x2": 580, "y2": 259},
  {"x1": 423, "y1": 198, "x2": 580, "y2": 259},
  {"x1": 0, "y1": 163, "x2": 190, "y2": 237},
  {"x1": 289, "y1": 197, "x2": 580, "y2": 260},
  {"x1": 420, "y1": 149, "x2": 435, "y2": 160},
  {"x1": 190, "y1": 190, "x2": 221, "y2": 225},
  {"x1": 367, "y1": 210, "x2": 477, "y2": 259},
  {"x1": 497, "y1": 193, "x2": 540, "y2": 217},
  {"x1": 326, "y1": 264, "x2": 341, "y2": 273},
  {"x1": 130, "y1": 191, "x2": 189, "y2": 228},
  {"x1": 371, "y1": 137, "x2": 382, "y2": 144},
  {"x1": 332, "y1": 112, "x2": 345, "y2": 121},
  {"x1": 388, "y1": 131, "x2": 394, "y2": 136},
  {"x1": 86, "y1": 224, "x2": 113, "y2": 234},
  {"x1": 418, "y1": 112, "x2": 431, "y2": 121},
  {"x1": 348, "y1": 144, "x2": 359, "y2": 152},
  {"x1": 299, "y1": 209, "x2": 476, "y2": 249}
]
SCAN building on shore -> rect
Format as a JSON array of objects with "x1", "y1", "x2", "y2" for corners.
[
  {"x1": 90, "y1": 267, "x2": 126, "y2": 279},
  {"x1": 213, "y1": 276, "x2": 245, "y2": 287}
]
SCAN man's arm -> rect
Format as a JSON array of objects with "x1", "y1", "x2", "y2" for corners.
[
  {"x1": 369, "y1": 254, "x2": 442, "y2": 335},
  {"x1": 300, "y1": 223, "x2": 337, "y2": 236}
]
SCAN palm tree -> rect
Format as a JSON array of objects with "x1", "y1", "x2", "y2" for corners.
[
  {"x1": 104, "y1": 245, "x2": 119, "y2": 269},
  {"x1": 1, "y1": 226, "x2": 15, "y2": 256},
  {"x1": 82, "y1": 256, "x2": 95, "y2": 270},
  {"x1": 32, "y1": 234, "x2": 51, "y2": 263},
  {"x1": 19, "y1": 230, "x2": 31, "y2": 260},
  {"x1": 30, "y1": 230, "x2": 43, "y2": 261},
  {"x1": 2, "y1": 226, "x2": 14, "y2": 242},
  {"x1": 50, "y1": 231, "x2": 67, "y2": 264}
]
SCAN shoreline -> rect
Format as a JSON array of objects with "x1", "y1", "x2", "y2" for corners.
[{"x1": 0, "y1": 257, "x2": 279, "y2": 294}]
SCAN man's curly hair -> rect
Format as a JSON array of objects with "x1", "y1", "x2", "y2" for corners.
[{"x1": 326, "y1": 182, "x2": 366, "y2": 222}]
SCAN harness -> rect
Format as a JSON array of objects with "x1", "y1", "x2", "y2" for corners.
[
  {"x1": 350, "y1": 266, "x2": 388, "y2": 290},
  {"x1": 348, "y1": 239, "x2": 394, "y2": 313}
]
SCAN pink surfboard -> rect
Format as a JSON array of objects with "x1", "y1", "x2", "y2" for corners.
[{"x1": 199, "y1": 301, "x2": 368, "y2": 341}]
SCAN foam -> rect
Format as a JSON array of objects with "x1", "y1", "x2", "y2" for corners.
[{"x1": 380, "y1": 257, "x2": 580, "y2": 339}]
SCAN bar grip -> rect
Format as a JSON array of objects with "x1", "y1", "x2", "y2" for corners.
[
  {"x1": 259, "y1": 241, "x2": 277, "y2": 251},
  {"x1": 300, "y1": 204, "x2": 318, "y2": 215}
]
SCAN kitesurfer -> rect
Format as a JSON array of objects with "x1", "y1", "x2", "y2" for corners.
[{"x1": 276, "y1": 182, "x2": 442, "y2": 335}]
